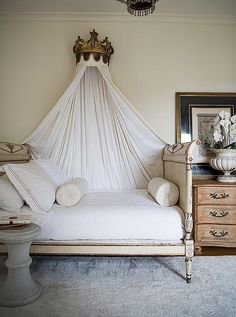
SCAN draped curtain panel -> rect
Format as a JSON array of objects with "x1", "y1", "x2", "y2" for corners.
[{"x1": 24, "y1": 60, "x2": 165, "y2": 189}]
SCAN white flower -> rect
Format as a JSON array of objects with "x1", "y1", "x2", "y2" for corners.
[
  {"x1": 220, "y1": 118, "x2": 231, "y2": 127},
  {"x1": 212, "y1": 112, "x2": 236, "y2": 148},
  {"x1": 213, "y1": 130, "x2": 223, "y2": 142},
  {"x1": 215, "y1": 122, "x2": 222, "y2": 133},
  {"x1": 230, "y1": 123, "x2": 236, "y2": 142},
  {"x1": 231, "y1": 132, "x2": 236, "y2": 143},
  {"x1": 231, "y1": 115, "x2": 236, "y2": 124},
  {"x1": 220, "y1": 119, "x2": 231, "y2": 131},
  {"x1": 230, "y1": 122, "x2": 236, "y2": 130},
  {"x1": 219, "y1": 111, "x2": 231, "y2": 119}
]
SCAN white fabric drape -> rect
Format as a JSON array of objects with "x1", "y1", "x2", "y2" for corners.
[{"x1": 24, "y1": 60, "x2": 165, "y2": 189}]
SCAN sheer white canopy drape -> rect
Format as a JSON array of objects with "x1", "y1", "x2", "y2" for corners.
[{"x1": 24, "y1": 59, "x2": 165, "y2": 189}]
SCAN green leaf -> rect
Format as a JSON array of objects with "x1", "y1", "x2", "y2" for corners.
[{"x1": 223, "y1": 142, "x2": 236, "y2": 149}]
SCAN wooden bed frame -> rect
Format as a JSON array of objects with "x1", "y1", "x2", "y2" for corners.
[{"x1": 0, "y1": 140, "x2": 199, "y2": 282}]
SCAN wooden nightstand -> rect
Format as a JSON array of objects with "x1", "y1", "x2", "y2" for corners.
[{"x1": 193, "y1": 180, "x2": 236, "y2": 255}]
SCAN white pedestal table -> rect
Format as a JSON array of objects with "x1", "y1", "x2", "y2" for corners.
[{"x1": 0, "y1": 223, "x2": 41, "y2": 307}]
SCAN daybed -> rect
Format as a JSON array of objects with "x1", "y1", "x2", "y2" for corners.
[{"x1": 0, "y1": 140, "x2": 198, "y2": 283}]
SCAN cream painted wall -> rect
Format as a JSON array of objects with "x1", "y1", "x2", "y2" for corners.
[{"x1": 0, "y1": 13, "x2": 236, "y2": 144}]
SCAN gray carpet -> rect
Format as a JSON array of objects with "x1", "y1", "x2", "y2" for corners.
[{"x1": 0, "y1": 255, "x2": 235, "y2": 317}]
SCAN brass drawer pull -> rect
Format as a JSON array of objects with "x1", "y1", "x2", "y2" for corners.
[
  {"x1": 209, "y1": 211, "x2": 229, "y2": 218},
  {"x1": 209, "y1": 193, "x2": 229, "y2": 200},
  {"x1": 209, "y1": 229, "x2": 228, "y2": 238}
]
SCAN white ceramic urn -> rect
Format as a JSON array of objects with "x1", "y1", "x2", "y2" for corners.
[{"x1": 209, "y1": 148, "x2": 236, "y2": 182}]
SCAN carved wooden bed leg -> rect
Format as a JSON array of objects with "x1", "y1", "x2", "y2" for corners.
[
  {"x1": 185, "y1": 256, "x2": 193, "y2": 283},
  {"x1": 185, "y1": 240, "x2": 194, "y2": 283}
]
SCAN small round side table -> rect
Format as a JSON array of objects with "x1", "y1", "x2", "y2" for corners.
[{"x1": 0, "y1": 223, "x2": 42, "y2": 307}]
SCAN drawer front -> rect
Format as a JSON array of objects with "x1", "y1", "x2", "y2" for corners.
[
  {"x1": 196, "y1": 224, "x2": 236, "y2": 243},
  {"x1": 196, "y1": 186, "x2": 236, "y2": 205},
  {"x1": 196, "y1": 205, "x2": 236, "y2": 224}
]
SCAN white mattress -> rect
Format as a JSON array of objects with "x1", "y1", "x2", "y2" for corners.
[{"x1": 0, "y1": 190, "x2": 185, "y2": 242}]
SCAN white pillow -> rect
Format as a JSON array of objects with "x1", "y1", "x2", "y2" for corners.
[
  {"x1": 56, "y1": 178, "x2": 88, "y2": 207},
  {"x1": 33, "y1": 159, "x2": 69, "y2": 187},
  {"x1": 0, "y1": 175, "x2": 24, "y2": 213},
  {"x1": 1, "y1": 162, "x2": 56, "y2": 214},
  {"x1": 148, "y1": 177, "x2": 179, "y2": 207}
]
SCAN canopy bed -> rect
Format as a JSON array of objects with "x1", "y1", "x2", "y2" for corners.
[{"x1": 0, "y1": 30, "x2": 199, "y2": 283}]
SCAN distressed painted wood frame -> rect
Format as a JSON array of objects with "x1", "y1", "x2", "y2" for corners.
[{"x1": 0, "y1": 141, "x2": 198, "y2": 282}]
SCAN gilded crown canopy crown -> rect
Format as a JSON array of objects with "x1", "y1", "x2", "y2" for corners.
[{"x1": 73, "y1": 29, "x2": 114, "y2": 65}]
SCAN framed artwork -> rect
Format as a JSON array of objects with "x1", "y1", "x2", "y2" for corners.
[{"x1": 176, "y1": 92, "x2": 236, "y2": 175}]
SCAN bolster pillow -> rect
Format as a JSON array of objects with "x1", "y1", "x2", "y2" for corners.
[
  {"x1": 148, "y1": 177, "x2": 179, "y2": 207},
  {"x1": 56, "y1": 177, "x2": 89, "y2": 207}
]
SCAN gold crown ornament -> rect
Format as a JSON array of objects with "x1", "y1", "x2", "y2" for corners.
[{"x1": 73, "y1": 29, "x2": 114, "y2": 65}]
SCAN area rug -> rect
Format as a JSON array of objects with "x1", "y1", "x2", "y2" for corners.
[{"x1": 0, "y1": 256, "x2": 235, "y2": 317}]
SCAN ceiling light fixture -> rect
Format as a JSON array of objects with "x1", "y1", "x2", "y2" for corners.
[{"x1": 117, "y1": 0, "x2": 159, "y2": 16}]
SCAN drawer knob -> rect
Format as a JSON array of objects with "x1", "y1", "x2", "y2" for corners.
[
  {"x1": 209, "y1": 211, "x2": 229, "y2": 218},
  {"x1": 209, "y1": 229, "x2": 228, "y2": 238},
  {"x1": 209, "y1": 192, "x2": 229, "y2": 200}
]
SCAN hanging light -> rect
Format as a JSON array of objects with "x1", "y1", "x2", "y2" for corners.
[{"x1": 117, "y1": 0, "x2": 159, "y2": 16}]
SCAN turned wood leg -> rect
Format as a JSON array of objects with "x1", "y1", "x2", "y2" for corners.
[
  {"x1": 185, "y1": 257, "x2": 193, "y2": 283},
  {"x1": 185, "y1": 240, "x2": 194, "y2": 283}
]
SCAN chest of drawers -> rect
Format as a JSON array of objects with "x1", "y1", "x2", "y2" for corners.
[{"x1": 193, "y1": 180, "x2": 236, "y2": 254}]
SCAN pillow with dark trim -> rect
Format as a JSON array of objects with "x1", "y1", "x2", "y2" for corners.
[{"x1": 1, "y1": 162, "x2": 56, "y2": 214}]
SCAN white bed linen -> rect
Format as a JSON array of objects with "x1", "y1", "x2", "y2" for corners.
[{"x1": 0, "y1": 190, "x2": 185, "y2": 242}]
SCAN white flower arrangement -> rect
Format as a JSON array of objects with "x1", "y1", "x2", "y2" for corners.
[{"x1": 213, "y1": 111, "x2": 236, "y2": 149}]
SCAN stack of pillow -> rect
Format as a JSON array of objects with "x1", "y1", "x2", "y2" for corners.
[{"x1": 0, "y1": 159, "x2": 88, "y2": 214}]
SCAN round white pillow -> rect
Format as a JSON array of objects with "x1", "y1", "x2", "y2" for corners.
[
  {"x1": 56, "y1": 178, "x2": 88, "y2": 207},
  {"x1": 148, "y1": 177, "x2": 179, "y2": 207}
]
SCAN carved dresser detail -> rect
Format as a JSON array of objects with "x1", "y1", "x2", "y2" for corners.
[{"x1": 193, "y1": 180, "x2": 236, "y2": 254}]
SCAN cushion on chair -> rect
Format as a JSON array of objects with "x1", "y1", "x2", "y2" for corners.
[
  {"x1": 0, "y1": 190, "x2": 184, "y2": 241},
  {"x1": 148, "y1": 177, "x2": 179, "y2": 207}
]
